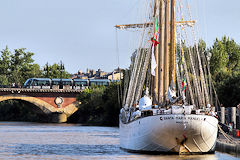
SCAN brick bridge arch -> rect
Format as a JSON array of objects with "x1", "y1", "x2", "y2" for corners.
[{"x1": 0, "y1": 88, "x2": 81, "y2": 121}]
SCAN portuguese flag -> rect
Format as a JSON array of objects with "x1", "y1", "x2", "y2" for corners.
[
  {"x1": 182, "y1": 78, "x2": 187, "y2": 91},
  {"x1": 152, "y1": 16, "x2": 159, "y2": 46}
]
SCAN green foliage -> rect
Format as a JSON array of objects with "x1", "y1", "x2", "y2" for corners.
[
  {"x1": 0, "y1": 46, "x2": 42, "y2": 86},
  {"x1": 198, "y1": 39, "x2": 208, "y2": 59},
  {"x1": 74, "y1": 83, "x2": 121, "y2": 126},
  {"x1": 0, "y1": 46, "x2": 11, "y2": 75},
  {"x1": 43, "y1": 63, "x2": 71, "y2": 79},
  {"x1": 76, "y1": 86, "x2": 105, "y2": 124},
  {"x1": 210, "y1": 36, "x2": 240, "y2": 78},
  {"x1": 209, "y1": 36, "x2": 240, "y2": 106},
  {"x1": 0, "y1": 46, "x2": 11, "y2": 85},
  {"x1": 216, "y1": 73, "x2": 240, "y2": 107},
  {"x1": 102, "y1": 83, "x2": 122, "y2": 126}
]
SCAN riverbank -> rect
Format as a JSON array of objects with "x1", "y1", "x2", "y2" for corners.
[{"x1": 216, "y1": 134, "x2": 240, "y2": 157}]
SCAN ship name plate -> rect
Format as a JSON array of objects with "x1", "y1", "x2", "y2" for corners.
[{"x1": 160, "y1": 116, "x2": 206, "y2": 121}]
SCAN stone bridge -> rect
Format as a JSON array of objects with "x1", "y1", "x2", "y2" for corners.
[{"x1": 0, "y1": 88, "x2": 82, "y2": 122}]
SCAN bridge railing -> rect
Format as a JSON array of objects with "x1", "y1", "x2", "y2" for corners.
[{"x1": 0, "y1": 85, "x2": 22, "y2": 88}]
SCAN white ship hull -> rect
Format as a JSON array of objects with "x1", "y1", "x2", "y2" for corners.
[{"x1": 120, "y1": 114, "x2": 218, "y2": 153}]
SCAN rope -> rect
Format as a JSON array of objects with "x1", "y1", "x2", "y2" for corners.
[
  {"x1": 178, "y1": 0, "x2": 202, "y2": 107},
  {"x1": 130, "y1": 0, "x2": 153, "y2": 107},
  {"x1": 115, "y1": 28, "x2": 122, "y2": 108},
  {"x1": 186, "y1": 0, "x2": 210, "y2": 107},
  {"x1": 218, "y1": 124, "x2": 240, "y2": 144},
  {"x1": 211, "y1": 81, "x2": 221, "y2": 111},
  {"x1": 125, "y1": 0, "x2": 153, "y2": 108}
]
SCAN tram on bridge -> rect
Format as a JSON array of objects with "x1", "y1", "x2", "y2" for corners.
[{"x1": 23, "y1": 78, "x2": 110, "y2": 90}]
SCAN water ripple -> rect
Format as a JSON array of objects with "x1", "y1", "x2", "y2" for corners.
[{"x1": 10, "y1": 144, "x2": 129, "y2": 156}]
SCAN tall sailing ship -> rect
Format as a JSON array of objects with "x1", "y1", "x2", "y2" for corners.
[{"x1": 117, "y1": 0, "x2": 218, "y2": 154}]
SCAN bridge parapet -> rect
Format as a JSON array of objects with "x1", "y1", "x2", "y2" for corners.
[{"x1": 0, "y1": 88, "x2": 83, "y2": 93}]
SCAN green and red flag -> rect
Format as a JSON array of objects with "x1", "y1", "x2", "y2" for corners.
[
  {"x1": 152, "y1": 16, "x2": 159, "y2": 46},
  {"x1": 151, "y1": 16, "x2": 159, "y2": 76},
  {"x1": 182, "y1": 78, "x2": 187, "y2": 91}
]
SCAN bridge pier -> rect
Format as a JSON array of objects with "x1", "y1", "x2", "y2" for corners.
[{"x1": 51, "y1": 112, "x2": 67, "y2": 123}]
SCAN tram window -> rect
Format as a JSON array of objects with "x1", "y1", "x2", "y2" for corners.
[
  {"x1": 43, "y1": 81, "x2": 50, "y2": 86},
  {"x1": 32, "y1": 80, "x2": 38, "y2": 86},
  {"x1": 79, "y1": 82, "x2": 87, "y2": 86},
  {"x1": 33, "y1": 80, "x2": 50, "y2": 86},
  {"x1": 52, "y1": 81, "x2": 60, "y2": 85},
  {"x1": 89, "y1": 80, "x2": 109, "y2": 86},
  {"x1": 75, "y1": 82, "x2": 80, "y2": 86},
  {"x1": 62, "y1": 81, "x2": 71, "y2": 85},
  {"x1": 73, "y1": 80, "x2": 88, "y2": 87}
]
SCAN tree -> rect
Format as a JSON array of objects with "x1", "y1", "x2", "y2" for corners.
[
  {"x1": 102, "y1": 82, "x2": 121, "y2": 126},
  {"x1": 210, "y1": 36, "x2": 240, "y2": 78},
  {"x1": 8, "y1": 48, "x2": 42, "y2": 85},
  {"x1": 209, "y1": 36, "x2": 240, "y2": 106},
  {"x1": 209, "y1": 38, "x2": 229, "y2": 78},
  {"x1": 216, "y1": 73, "x2": 240, "y2": 107},
  {"x1": 222, "y1": 36, "x2": 240, "y2": 71},
  {"x1": 73, "y1": 82, "x2": 122, "y2": 126},
  {"x1": 43, "y1": 62, "x2": 71, "y2": 79},
  {"x1": 0, "y1": 46, "x2": 11, "y2": 85},
  {"x1": 29, "y1": 64, "x2": 42, "y2": 78},
  {"x1": 76, "y1": 86, "x2": 105, "y2": 124},
  {"x1": 0, "y1": 47, "x2": 43, "y2": 86}
]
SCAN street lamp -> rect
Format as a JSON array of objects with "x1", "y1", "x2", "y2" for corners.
[
  {"x1": 59, "y1": 61, "x2": 65, "y2": 89},
  {"x1": 43, "y1": 62, "x2": 50, "y2": 77}
]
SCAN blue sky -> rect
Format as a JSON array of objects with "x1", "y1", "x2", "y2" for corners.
[{"x1": 0, "y1": 0, "x2": 239, "y2": 74}]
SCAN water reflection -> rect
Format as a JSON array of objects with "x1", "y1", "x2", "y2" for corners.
[{"x1": 11, "y1": 144, "x2": 124, "y2": 156}]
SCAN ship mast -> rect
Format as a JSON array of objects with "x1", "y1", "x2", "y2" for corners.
[
  {"x1": 153, "y1": 0, "x2": 159, "y2": 104},
  {"x1": 158, "y1": 0, "x2": 164, "y2": 104},
  {"x1": 169, "y1": 0, "x2": 176, "y2": 89},
  {"x1": 163, "y1": 0, "x2": 169, "y2": 102}
]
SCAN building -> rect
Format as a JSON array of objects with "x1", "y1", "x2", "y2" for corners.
[{"x1": 72, "y1": 68, "x2": 123, "y2": 81}]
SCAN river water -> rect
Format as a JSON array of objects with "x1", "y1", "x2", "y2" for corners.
[{"x1": 0, "y1": 122, "x2": 238, "y2": 160}]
